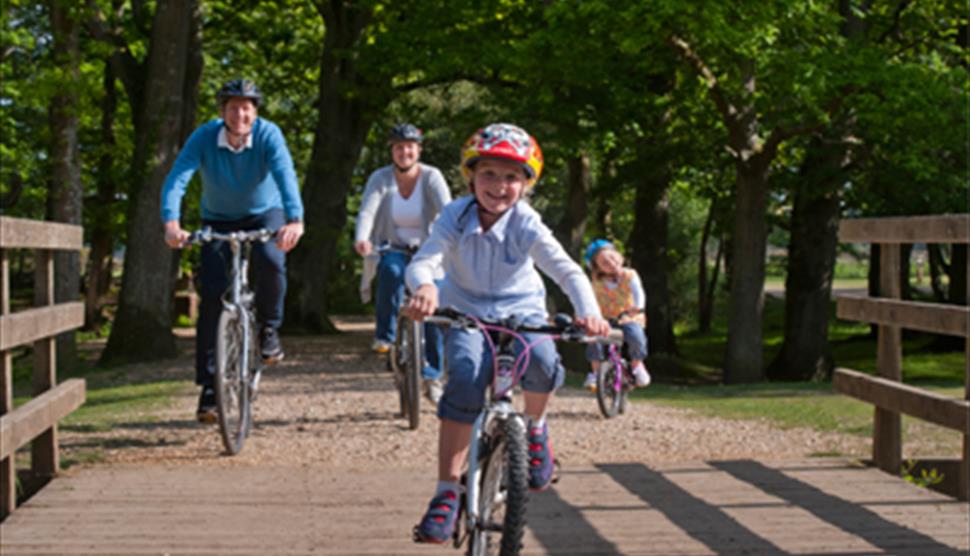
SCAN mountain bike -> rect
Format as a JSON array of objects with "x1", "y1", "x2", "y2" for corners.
[
  {"x1": 187, "y1": 227, "x2": 275, "y2": 455},
  {"x1": 419, "y1": 309, "x2": 613, "y2": 556},
  {"x1": 380, "y1": 243, "x2": 424, "y2": 430}
]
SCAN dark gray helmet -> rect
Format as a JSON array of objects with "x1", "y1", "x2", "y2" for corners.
[
  {"x1": 217, "y1": 79, "x2": 262, "y2": 107},
  {"x1": 388, "y1": 123, "x2": 423, "y2": 143}
]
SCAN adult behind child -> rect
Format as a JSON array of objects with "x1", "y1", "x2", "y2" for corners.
[
  {"x1": 354, "y1": 124, "x2": 452, "y2": 401},
  {"x1": 403, "y1": 123, "x2": 610, "y2": 544},
  {"x1": 160, "y1": 79, "x2": 305, "y2": 423},
  {"x1": 582, "y1": 239, "x2": 651, "y2": 390}
]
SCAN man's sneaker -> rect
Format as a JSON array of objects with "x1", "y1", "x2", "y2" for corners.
[
  {"x1": 424, "y1": 378, "x2": 443, "y2": 404},
  {"x1": 196, "y1": 387, "x2": 217, "y2": 424},
  {"x1": 372, "y1": 339, "x2": 392, "y2": 354},
  {"x1": 260, "y1": 326, "x2": 284, "y2": 364},
  {"x1": 631, "y1": 362, "x2": 651, "y2": 387},
  {"x1": 527, "y1": 421, "x2": 555, "y2": 491},
  {"x1": 583, "y1": 371, "x2": 597, "y2": 391},
  {"x1": 413, "y1": 490, "x2": 459, "y2": 544}
]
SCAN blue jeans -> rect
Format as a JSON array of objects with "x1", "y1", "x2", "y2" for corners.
[
  {"x1": 585, "y1": 322, "x2": 648, "y2": 362},
  {"x1": 438, "y1": 324, "x2": 564, "y2": 424},
  {"x1": 196, "y1": 209, "x2": 286, "y2": 387},
  {"x1": 374, "y1": 250, "x2": 443, "y2": 380}
]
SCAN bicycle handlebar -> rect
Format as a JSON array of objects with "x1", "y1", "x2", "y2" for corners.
[
  {"x1": 185, "y1": 227, "x2": 276, "y2": 246},
  {"x1": 425, "y1": 307, "x2": 622, "y2": 344}
]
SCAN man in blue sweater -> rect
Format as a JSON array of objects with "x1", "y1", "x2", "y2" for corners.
[{"x1": 160, "y1": 79, "x2": 305, "y2": 423}]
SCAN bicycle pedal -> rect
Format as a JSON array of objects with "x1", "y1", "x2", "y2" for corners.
[{"x1": 551, "y1": 458, "x2": 562, "y2": 485}]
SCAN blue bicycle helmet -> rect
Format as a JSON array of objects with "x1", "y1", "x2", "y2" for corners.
[
  {"x1": 583, "y1": 239, "x2": 615, "y2": 268},
  {"x1": 388, "y1": 123, "x2": 423, "y2": 143},
  {"x1": 217, "y1": 79, "x2": 262, "y2": 107}
]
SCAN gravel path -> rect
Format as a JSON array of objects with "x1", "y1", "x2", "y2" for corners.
[{"x1": 61, "y1": 316, "x2": 888, "y2": 472}]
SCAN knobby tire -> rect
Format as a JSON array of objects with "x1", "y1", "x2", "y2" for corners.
[{"x1": 468, "y1": 416, "x2": 528, "y2": 556}]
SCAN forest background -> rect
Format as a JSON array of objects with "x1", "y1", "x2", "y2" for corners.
[{"x1": 1, "y1": 0, "x2": 966, "y2": 386}]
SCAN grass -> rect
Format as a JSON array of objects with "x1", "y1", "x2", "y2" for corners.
[{"x1": 564, "y1": 293, "x2": 967, "y2": 453}]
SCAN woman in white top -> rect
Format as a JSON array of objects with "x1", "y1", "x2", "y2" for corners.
[{"x1": 354, "y1": 124, "x2": 452, "y2": 398}]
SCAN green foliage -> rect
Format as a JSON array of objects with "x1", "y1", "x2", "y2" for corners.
[{"x1": 901, "y1": 459, "x2": 945, "y2": 490}]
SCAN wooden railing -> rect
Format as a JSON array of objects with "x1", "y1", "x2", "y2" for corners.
[
  {"x1": 833, "y1": 214, "x2": 969, "y2": 501},
  {"x1": 0, "y1": 216, "x2": 86, "y2": 519}
]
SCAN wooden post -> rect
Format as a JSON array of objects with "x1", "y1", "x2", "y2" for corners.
[
  {"x1": 31, "y1": 250, "x2": 58, "y2": 481},
  {"x1": 874, "y1": 243, "x2": 902, "y2": 475},
  {"x1": 0, "y1": 249, "x2": 14, "y2": 519},
  {"x1": 963, "y1": 251, "x2": 969, "y2": 502}
]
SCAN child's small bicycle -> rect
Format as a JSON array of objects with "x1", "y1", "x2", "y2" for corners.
[
  {"x1": 593, "y1": 312, "x2": 645, "y2": 419},
  {"x1": 418, "y1": 308, "x2": 613, "y2": 556}
]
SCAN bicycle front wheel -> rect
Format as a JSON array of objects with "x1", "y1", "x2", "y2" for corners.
[
  {"x1": 468, "y1": 416, "x2": 529, "y2": 556},
  {"x1": 401, "y1": 317, "x2": 423, "y2": 430},
  {"x1": 595, "y1": 359, "x2": 624, "y2": 419},
  {"x1": 215, "y1": 307, "x2": 251, "y2": 455}
]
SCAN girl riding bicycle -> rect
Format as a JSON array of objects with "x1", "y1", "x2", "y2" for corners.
[
  {"x1": 404, "y1": 123, "x2": 609, "y2": 544},
  {"x1": 582, "y1": 239, "x2": 651, "y2": 390}
]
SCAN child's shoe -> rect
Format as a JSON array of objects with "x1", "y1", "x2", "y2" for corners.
[
  {"x1": 413, "y1": 490, "x2": 459, "y2": 544},
  {"x1": 583, "y1": 372, "x2": 597, "y2": 391},
  {"x1": 631, "y1": 362, "x2": 651, "y2": 387},
  {"x1": 527, "y1": 422, "x2": 555, "y2": 491}
]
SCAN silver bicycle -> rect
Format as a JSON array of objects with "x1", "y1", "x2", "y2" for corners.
[
  {"x1": 188, "y1": 227, "x2": 274, "y2": 455},
  {"x1": 419, "y1": 309, "x2": 613, "y2": 556}
]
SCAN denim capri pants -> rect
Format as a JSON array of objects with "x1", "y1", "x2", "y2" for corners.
[
  {"x1": 438, "y1": 323, "x2": 565, "y2": 424},
  {"x1": 585, "y1": 321, "x2": 648, "y2": 362}
]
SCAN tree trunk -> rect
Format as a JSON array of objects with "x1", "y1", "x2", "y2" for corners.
[
  {"x1": 286, "y1": 7, "x2": 383, "y2": 333},
  {"x1": 767, "y1": 133, "x2": 843, "y2": 381},
  {"x1": 546, "y1": 153, "x2": 592, "y2": 315},
  {"x1": 723, "y1": 157, "x2": 770, "y2": 383},
  {"x1": 85, "y1": 62, "x2": 119, "y2": 332},
  {"x1": 927, "y1": 244, "x2": 948, "y2": 301},
  {"x1": 48, "y1": 0, "x2": 82, "y2": 370},
  {"x1": 629, "y1": 167, "x2": 677, "y2": 356},
  {"x1": 697, "y1": 200, "x2": 716, "y2": 332},
  {"x1": 101, "y1": 0, "x2": 202, "y2": 365}
]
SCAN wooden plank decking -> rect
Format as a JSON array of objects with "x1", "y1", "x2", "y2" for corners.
[{"x1": 1, "y1": 459, "x2": 966, "y2": 555}]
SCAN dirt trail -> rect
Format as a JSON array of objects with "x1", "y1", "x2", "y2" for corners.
[{"x1": 61, "y1": 316, "x2": 887, "y2": 472}]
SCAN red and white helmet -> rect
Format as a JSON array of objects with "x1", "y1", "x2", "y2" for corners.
[{"x1": 460, "y1": 123, "x2": 544, "y2": 188}]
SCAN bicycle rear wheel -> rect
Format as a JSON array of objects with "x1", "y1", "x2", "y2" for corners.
[
  {"x1": 468, "y1": 416, "x2": 528, "y2": 556},
  {"x1": 215, "y1": 307, "x2": 251, "y2": 455},
  {"x1": 595, "y1": 360, "x2": 624, "y2": 419}
]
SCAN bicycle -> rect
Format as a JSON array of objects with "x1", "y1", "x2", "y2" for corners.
[
  {"x1": 418, "y1": 308, "x2": 613, "y2": 556},
  {"x1": 593, "y1": 320, "x2": 631, "y2": 419},
  {"x1": 379, "y1": 243, "x2": 425, "y2": 430},
  {"x1": 593, "y1": 310, "x2": 646, "y2": 419},
  {"x1": 187, "y1": 227, "x2": 275, "y2": 455}
]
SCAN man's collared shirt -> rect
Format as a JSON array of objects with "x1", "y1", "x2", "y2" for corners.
[{"x1": 217, "y1": 126, "x2": 254, "y2": 154}]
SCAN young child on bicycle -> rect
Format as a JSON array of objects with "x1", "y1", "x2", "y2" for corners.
[
  {"x1": 582, "y1": 239, "x2": 651, "y2": 390},
  {"x1": 404, "y1": 123, "x2": 610, "y2": 544}
]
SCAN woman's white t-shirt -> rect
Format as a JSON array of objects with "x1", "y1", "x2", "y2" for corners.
[{"x1": 391, "y1": 180, "x2": 424, "y2": 246}]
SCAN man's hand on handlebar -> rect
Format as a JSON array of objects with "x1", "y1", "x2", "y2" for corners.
[
  {"x1": 164, "y1": 220, "x2": 191, "y2": 249},
  {"x1": 276, "y1": 221, "x2": 304, "y2": 253},
  {"x1": 405, "y1": 283, "x2": 438, "y2": 321}
]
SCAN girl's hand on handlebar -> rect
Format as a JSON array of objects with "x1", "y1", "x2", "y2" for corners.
[
  {"x1": 276, "y1": 222, "x2": 304, "y2": 253},
  {"x1": 354, "y1": 240, "x2": 372, "y2": 257},
  {"x1": 405, "y1": 284, "x2": 438, "y2": 321},
  {"x1": 163, "y1": 220, "x2": 190, "y2": 248},
  {"x1": 574, "y1": 315, "x2": 611, "y2": 337}
]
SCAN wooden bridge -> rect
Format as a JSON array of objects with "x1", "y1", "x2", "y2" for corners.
[
  {"x1": 1, "y1": 458, "x2": 967, "y2": 554},
  {"x1": 1, "y1": 215, "x2": 968, "y2": 554}
]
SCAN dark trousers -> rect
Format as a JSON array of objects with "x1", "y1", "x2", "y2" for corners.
[{"x1": 195, "y1": 209, "x2": 286, "y2": 387}]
